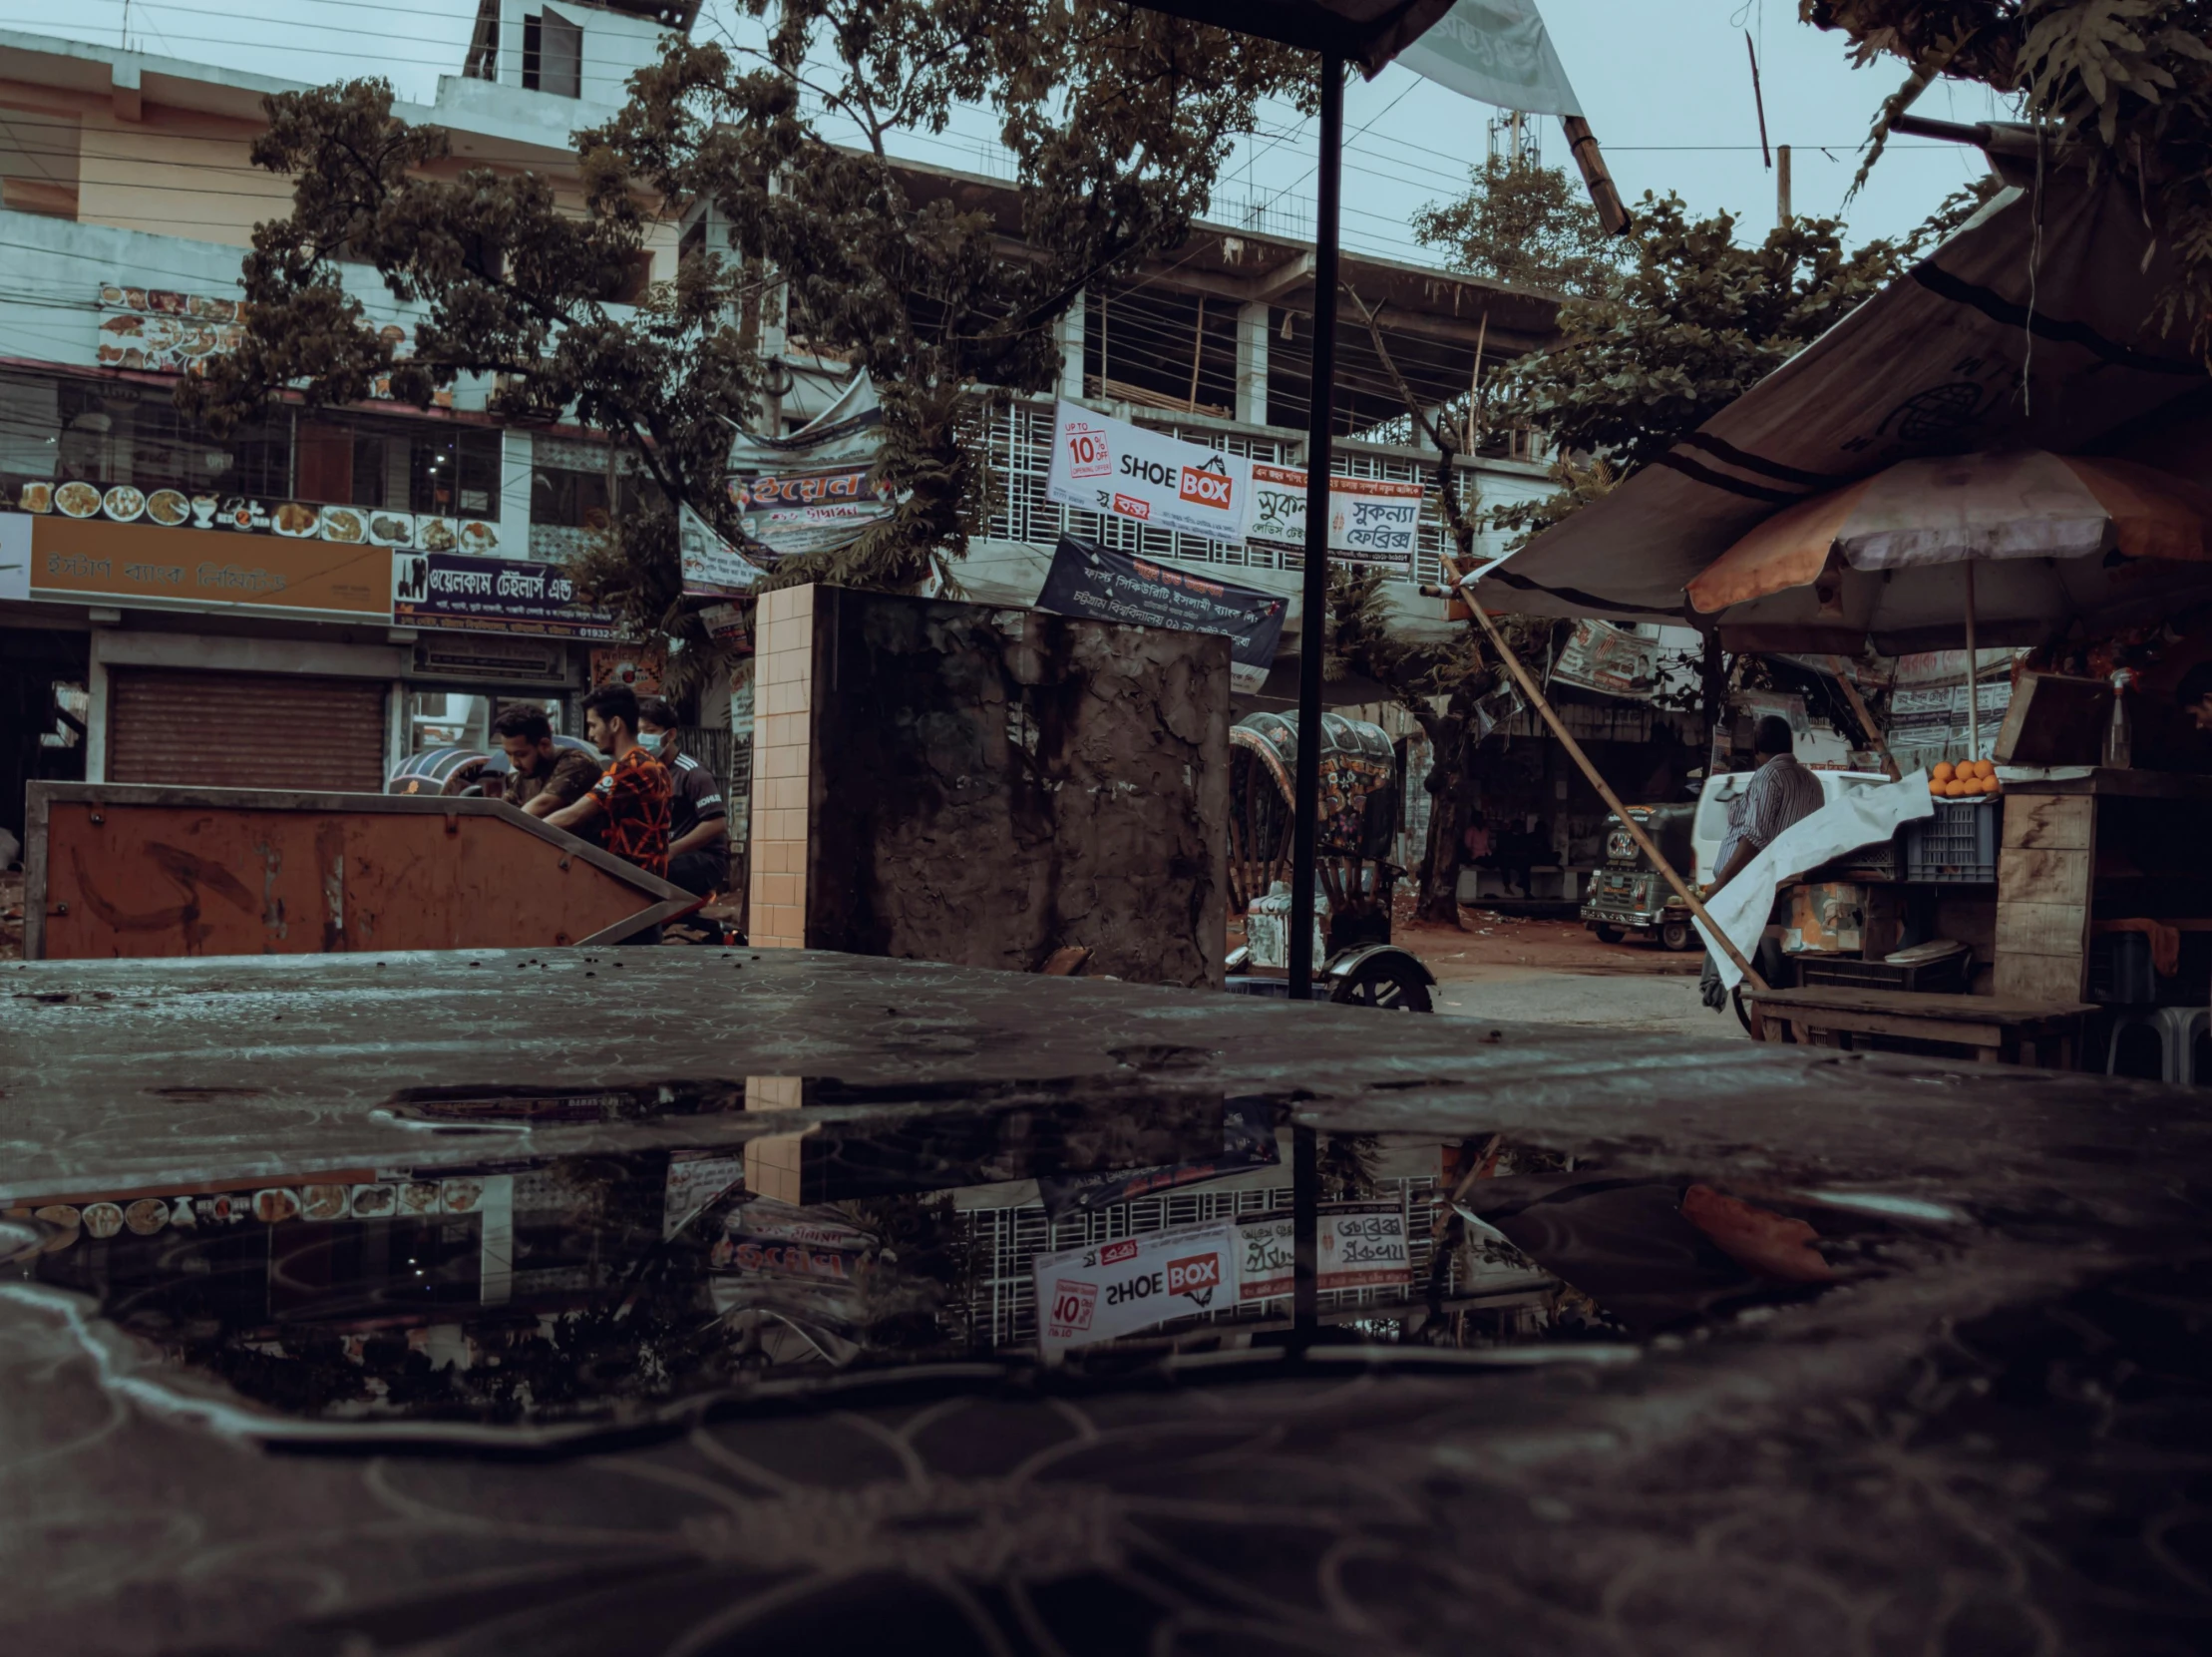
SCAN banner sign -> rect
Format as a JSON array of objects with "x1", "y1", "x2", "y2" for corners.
[
  {"x1": 1035, "y1": 533, "x2": 1287, "y2": 694},
  {"x1": 1045, "y1": 399, "x2": 1254, "y2": 543},
  {"x1": 1247, "y1": 464, "x2": 1422, "y2": 575},
  {"x1": 1551, "y1": 618, "x2": 1659, "y2": 699},
  {"x1": 1395, "y1": 0, "x2": 1586, "y2": 118},
  {"x1": 392, "y1": 550, "x2": 618, "y2": 638},
  {"x1": 26, "y1": 513, "x2": 390, "y2": 621},
  {"x1": 1032, "y1": 1218, "x2": 1239, "y2": 1360},
  {"x1": 723, "y1": 371, "x2": 894, "y2": 561},
  {"x1": 678, "y1": 501, "x2": 763, "y2": 596},
  {"x1": 1236, "y1": 1202, "x2": 1412, "y2": 1302}
]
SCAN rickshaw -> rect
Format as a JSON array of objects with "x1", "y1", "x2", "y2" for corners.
[
  {"x1": 385, "y1": 736, "x2": 601, "y2": 797},
  {"x1": 1225, "y1": 710, "x2": 1437, "y2": 1012}
]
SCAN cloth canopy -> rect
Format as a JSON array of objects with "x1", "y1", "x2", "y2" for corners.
[{"x1": 1469, "y1": 160, "x2": 2208, "y2": 627}]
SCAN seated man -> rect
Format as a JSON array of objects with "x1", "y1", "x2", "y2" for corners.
[
  {"x1": 636, "y1": 696, "x2": 731, "y2": 898},
  {"x1": 492, "y1": 705, "x2": 601, "y2": 830}
]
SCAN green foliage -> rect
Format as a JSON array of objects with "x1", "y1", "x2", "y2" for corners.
[
  {"x1": 1482, "y1": 177, "x2": 2000, "y2": 547},
  {"x1": 184, "y1": 2, "x2": 1308, "y2": 665},
  {"x1": 1807, "y1": 0, "x2": 2212, "y2": 347},
  {"x1": 1411, "y1": 152, "x2": 1629, "y2": 298}
]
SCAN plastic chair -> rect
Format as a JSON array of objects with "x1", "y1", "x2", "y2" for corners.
[{"x1": 2106, "y1": 1006, "x2": 2209, "y2": 1084}]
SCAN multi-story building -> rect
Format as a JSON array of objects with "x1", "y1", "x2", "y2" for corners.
[{"x1": 0, "y1": 4, "x2": 1583, "y2": 858}]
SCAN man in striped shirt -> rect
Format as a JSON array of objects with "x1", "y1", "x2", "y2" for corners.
[
  {"x1": 637, "y1": 697, "x2": 730, "y2": 898},
  {"x1": 1712, "y1": 715, "x2": 1827, "y2": 893}
]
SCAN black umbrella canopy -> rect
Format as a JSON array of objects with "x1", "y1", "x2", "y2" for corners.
[{"x1": 1132, "y1": 0, "x2": 1456, "y2": 72}]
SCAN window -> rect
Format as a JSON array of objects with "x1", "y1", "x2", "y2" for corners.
[
  {"x1": 0, "y1": 373, "x2": 504, "y2": 521},
  {"x1": 522, "y1": 9, "x2": 582, "y2": 99}
]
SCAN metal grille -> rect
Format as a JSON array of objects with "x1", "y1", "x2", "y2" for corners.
[{"x1": 963, "y1": 1173, "x2": 1456, "y2": 1352}]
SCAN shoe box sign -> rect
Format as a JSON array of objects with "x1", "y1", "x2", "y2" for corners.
[
  {"x1": 1045, "y1": 399, "x2": 1254, "y2": 543},
  {"x1": 1032, "y1": 1218, "x2": 1240, "y2": 1360}
]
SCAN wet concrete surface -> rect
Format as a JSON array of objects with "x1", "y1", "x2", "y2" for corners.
[{"x1": 1, "y1": 946, "x2": 2208, "y2": 1655}]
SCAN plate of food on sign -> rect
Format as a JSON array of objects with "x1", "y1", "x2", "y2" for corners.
[
  {"x1": 319, "y1": 506, "x2": 366, "y2": 544},
  {"x1": 147, "y1": 488, "x2": 190, "y2": 526},
  {"x1": 103, "y1": 485, "x2": 146, "y2": 522},
  {"x1": 55, "y1": 481, "x2": 102, "y2": 519},
  {"x1": 272, "y1": 502, "x2": 320, "y2": 538},
  {"x1": 368, "y1": 512, "x2": 414, "y2": 548}
]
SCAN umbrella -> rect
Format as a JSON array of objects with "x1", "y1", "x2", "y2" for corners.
[{"x1": 1687, "y1": 450, "x2": 2212, "y2": 655}]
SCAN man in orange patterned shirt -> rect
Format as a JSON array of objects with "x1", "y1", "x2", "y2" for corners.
[{"x1": 548, "y1": 684, "x2": 671, "y2": 879}]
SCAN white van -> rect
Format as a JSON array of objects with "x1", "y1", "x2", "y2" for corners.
[{"x1": 1691, "y1": 768, "x2": 1893, "y2": 886}]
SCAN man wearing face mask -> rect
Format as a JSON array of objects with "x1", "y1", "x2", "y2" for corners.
[{"x1": 635, "y1": 696, "x2": 730, "y2": 898}]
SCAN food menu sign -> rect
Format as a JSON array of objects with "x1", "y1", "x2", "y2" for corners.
[
  {"x1": 95, "y1": 282, "x2": 243, "y2": 373},
  {"x1": 95, "y1": 282, "x2": 451, "y2": 405},
  {"x1": 392, "y1": 550, "x2": 618, "y2": 639},
  {"x1": 13, "y1": 476, "x2": 499, "y2": 556}
]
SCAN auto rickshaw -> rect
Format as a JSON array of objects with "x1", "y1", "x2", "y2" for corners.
[
  {"x1": 1581, "y1": 802, "x2": 1699, "y2": 951},
  {"x1": 1225, "y1": 710, "x2": 1436, "y2": 1011}
]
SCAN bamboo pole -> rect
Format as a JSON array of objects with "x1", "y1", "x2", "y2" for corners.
[
  {"x1": 1458, "y1": 588, "x2": 1769, "y2": 992},
  {"x1": 1964, "y1": 562, "x2": 1981, "y2": 759},
  {"x1": 1828, "y1": 656, "x2": 1900, "y2": 780}
]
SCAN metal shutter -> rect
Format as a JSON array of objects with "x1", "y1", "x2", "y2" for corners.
[{"x1": 108, "y1": 668, "x2": 388, "y2": 791}]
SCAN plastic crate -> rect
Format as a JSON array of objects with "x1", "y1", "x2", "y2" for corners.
[
  {"x1": 1901, "y1": 799, "x2": 2000, "y2": 883},
  {"x1": 1795, "y1": 945, "x2": 1974, "y2": 996}
]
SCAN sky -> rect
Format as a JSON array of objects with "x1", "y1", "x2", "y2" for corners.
[{"x1": 0, "y1": 0, "x2": 2016, "y2": 260}]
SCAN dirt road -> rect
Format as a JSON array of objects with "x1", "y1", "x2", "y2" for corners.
[{"x1": 1400, "y1": 911, "x2": 1749, "y2": 1039}]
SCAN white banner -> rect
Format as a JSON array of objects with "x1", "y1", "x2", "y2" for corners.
[
  {"x1": 1551, "y1": 619, "x2": 1659, "y2": 700},
  {"x1": 1045, "y1": 400, "x2": 1253, "y2": 544},
  {"x1": 1247, "y1": 465, "x2": 1423, "y2": 574},
  {"x1": 679, "y1": 501, "x2": 762, "y2": 597},
  {"x1": 1397, "y1": 0, "x2": 1585, "y2": 118},
  {"x1": 1236, "y1": 1202, "x2": 1412, "y2": 1301},
  {"x1": 1032, "y1": 1218, "x2": 1238, "y2": 1360}
]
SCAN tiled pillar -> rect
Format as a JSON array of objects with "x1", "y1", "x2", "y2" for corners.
[
  {"x1": 743, "y1": 1075, "x2": 807, "y2": 1205},
  {"x1": 746, "y1": 584, "x2": 816, "y2": 949}
]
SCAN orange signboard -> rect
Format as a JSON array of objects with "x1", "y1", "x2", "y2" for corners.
[{"x1": 28, "y1": 515, "x2": 391, "y2": 621}]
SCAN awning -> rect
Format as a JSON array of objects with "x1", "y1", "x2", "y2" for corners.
[{"x1": 1468, "y1": 161, "x2": 2208, "y2": 626}]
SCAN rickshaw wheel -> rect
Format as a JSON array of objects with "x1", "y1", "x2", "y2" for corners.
[
  {"x1": 1659, "y1": 919, "x2": 1694, "y2": 952},
  {"x1": 1326, "y1": 947, "x2": 1435, "y2": 1013}
]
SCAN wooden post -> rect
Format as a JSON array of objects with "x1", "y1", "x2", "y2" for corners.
[
  {"x1": 1777, "y1": 144, "x2": 1792, "y2": 224},
  {"x1": 1459, "y1": 587, "x2": 1769, "y2": 992},
  {"x1": 1187, "y1": 294, "x2": 1206, "y2": 412}
]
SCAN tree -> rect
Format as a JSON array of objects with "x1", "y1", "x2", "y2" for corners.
[
  {"x1": 183, "y1": 3, "x2": 1309, "y2": 684},
  {"x1": 1411, "y1": 151, "x2": 1628, "y2": 299},
  {"x1": 1806, "y1": 0, "x2": 2212, "y2": 350},
  {"x1": 1486, "y1": 180, "x2": 1998, "y2": 545}
]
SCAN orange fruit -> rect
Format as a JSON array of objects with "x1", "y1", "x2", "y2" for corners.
[
  {"x1": 1981, "y1": 775, "x2": 2001, "y2": 795},
  {"x1": 1976, "y1": 759, "x2": 1996, "y2": 779},
  {"x1": 1933, "y1": 762, "x2": 1956, "y2": 782},
  {"x1": 1928, "y1": 775, "x2": 1946, "y2": 794}
]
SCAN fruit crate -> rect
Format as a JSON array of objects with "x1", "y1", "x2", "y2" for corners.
[{"x1": 1901, "y1": 798, "x2": 1999, "y2": 883}]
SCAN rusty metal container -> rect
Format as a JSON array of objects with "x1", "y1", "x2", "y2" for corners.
[{"x1": 23, "y1": 782, "x2": 690, "y2": 960}]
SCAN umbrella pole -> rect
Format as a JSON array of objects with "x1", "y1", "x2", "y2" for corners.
[
  {"x1": 1460, "y1": 589, "x2": 1769, "y2": 992},
  {"x1": 1963, "y1": 561, "x2": 1980, "y2": 760},
  {"x1": 1287, "y1": 51, "x2": 1342, "y2": 1010}
]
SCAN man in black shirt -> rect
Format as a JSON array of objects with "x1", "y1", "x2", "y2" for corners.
[{"x1": 636, "y1": 696, "x2": 731, "y2": 897}]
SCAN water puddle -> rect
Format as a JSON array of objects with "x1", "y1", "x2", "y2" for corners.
[{"x1": 2, "y1": 1088, "x2": 1922, "y2": 1441}]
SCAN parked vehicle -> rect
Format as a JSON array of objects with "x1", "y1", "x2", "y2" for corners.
[
  {"x1": 1582, "y1": 803, "x2": 1699, "y2": 951},
  {"x1": 1586, "y1": 768, "x2": 1894, "y2": 951}
]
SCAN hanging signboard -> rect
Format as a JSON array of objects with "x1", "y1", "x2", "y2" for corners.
[
  {"x1": 1035, "y1": 533, "x2": 1287, "y2": 693},
  {"x1": 1044, "y1": 399, "x2": 1254, "y2": 543},
  {"x1": 391, "y1": 550, "x2": 618, "y2": 638},
  {"x1": 723, "y1": 372, "x2": 895, "y2": 562},
  {"x1": 1551, "y1": 618, "x2": 1659, "y2": 699},
  {"x1": 678, "y1": 501, "x2": 762, "y2": 597},
  {"x1": 1246, "y1": 464, "x2": 1422, "y2": 575},
  {"x1": 1031, "y1": 1218, "x2": 1239, "y2": 1360},
  {"x1": 1236, "y1": 1201, "x2": 1412, "y2": 1302}
]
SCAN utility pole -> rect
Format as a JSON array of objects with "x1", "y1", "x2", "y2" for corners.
[{"x1": 1777, "y1": 145, "x2": 1792, "y2": 226}]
